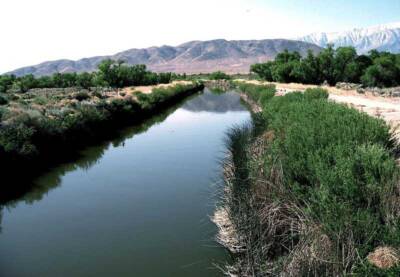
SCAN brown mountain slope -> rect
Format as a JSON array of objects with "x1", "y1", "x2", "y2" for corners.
[{"x1": 8, "y1": 39, "x2": 322, "y2": 76}]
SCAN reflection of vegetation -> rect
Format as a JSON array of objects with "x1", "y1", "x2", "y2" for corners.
[
  {"x1": 223, "y1": 86, "x2": 400, "y2": 275},
  {"x1": 208, "y1": 86, "x2": 226, "y2": 94},
  {"x1": 0, "y1": 81, "x2": 203, "y2": 200},
  {"x1": 1, "y1": 92, "x2": 198, "y2": 206},
  {"x1": 182, "y1": 90, "x2": 245, "y2": 113},
  {"x1": 0, "y1": 82, "x2": 201, "y2": 160}
]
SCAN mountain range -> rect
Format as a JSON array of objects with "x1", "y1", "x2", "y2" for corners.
[
  {"x1": 7, "y1": 22, "x2": 400, "y2": 77},
  {"x1": 8, "y1": 39, "x2": 321, "y2": 77},
  {"x1": 299, "y1": 22, "x2": 400, "y2": 54}
]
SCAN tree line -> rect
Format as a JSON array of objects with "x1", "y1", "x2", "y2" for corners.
[
  {"x1": 250, "y1": 45, "x2": 400, "y2": 88},
  {"x1": 0, "y1": 59, "x2": 174, "y2": 93}
]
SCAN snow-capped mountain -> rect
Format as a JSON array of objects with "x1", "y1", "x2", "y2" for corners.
[{"x1": 299, "y1": 22, "x2": 400, "y2": 54}]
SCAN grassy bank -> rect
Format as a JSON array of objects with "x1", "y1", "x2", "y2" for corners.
[
  {"x1": 0, "y1": 81, "x2": 203, "y2": 199},
  {"x1": 218, "y1": 83, "x2": 400, "y2": 275}
]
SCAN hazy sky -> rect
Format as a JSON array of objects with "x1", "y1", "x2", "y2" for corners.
[{"x1": 1, "y1": 0, "x2": 399, "y2": 73}]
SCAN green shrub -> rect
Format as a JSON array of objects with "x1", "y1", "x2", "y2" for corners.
[
  {"x1": 0, "y1": 122, "x2": 37, "y2": 156},
  {"x1": 92, "y1": 91, "x2": 103, "y2": 99},
  {"x1": 224, "y1": 90, "x2": 400, "y2": 275},
  {"x1": 304, "y1": 87, "x2": 329, "y2": 100},
  {"x1": 33, "y1": 96, "x2": 48, "y2": 105},
  {"x1": 137, "y1": 83, "x2": 199, "y2": 110},
  {"x1": 74, "y1": 92, "x2": 90, "y2": 101},
  {"x1": 235, "y1": 82, "x2": 276, "y2": 105},
  {"x1": 0, "y1": 94, "x2": 8, "y2": 105},
  {"x1": 209, "y1": 71, "x2": 231, "y2": 80},
  {"x1": 361, "y1": 55, "x2": 400, "y2": 88}
]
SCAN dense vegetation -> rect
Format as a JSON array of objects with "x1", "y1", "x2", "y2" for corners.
[
  {"x1": 223, "y1": 83, "x2": 400, "y2": 275},
  {"x1": 234, "y1": 82, "x2": 276, "y2": 106},
  {"x1": 0, "y1": 59, "x2": 174, "y2": 93},
  {"x1": 251, "y1": 46, "x2": 400, "y2": 87}
]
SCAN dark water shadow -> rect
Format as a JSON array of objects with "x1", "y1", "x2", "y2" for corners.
[
  {"x1": 0, "y1": 91, "x2": 203, "y2": 207},
  {"x1": 0, "y1": 89, "x2": 246, "y2": 234},
  {"x1": 182, "y1": 91, "x2": 246, "y2": 113}
]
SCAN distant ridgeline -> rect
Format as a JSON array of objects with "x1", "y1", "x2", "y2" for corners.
[
  {"x1": 251, "y1": 46, "x2": 400, "y2": 88},
  {"x1": 6, "y1": 39, "x2": 323, "y2": 76}
]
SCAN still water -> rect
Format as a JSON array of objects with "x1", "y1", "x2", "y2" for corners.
[{"x1": 0, "y1": 89, "x2": 250, "y2": 277}]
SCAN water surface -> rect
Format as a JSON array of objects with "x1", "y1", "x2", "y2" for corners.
[{"x1": 0, "y1": 89, "x2": 250, "y2": 277}]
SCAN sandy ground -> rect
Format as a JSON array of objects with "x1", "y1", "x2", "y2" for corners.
[
  {"x1": 122, "y1": 81, "x2": 193, "y2": 95},
  {"x1": 236, "y1": 80, "x2": 400, "y2": 139}
]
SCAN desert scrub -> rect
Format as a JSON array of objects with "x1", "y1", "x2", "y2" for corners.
[
  {"x1": 220, "y1": 87, "x2": 400, "y2": 276},
  {"x1": 0, "y1": 82, "x2": 203, "y2": 171}
]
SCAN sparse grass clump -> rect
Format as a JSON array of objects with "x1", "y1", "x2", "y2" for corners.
[
  {"x1": 220, "y1": 86, "x2": 400, "y2": 275},
  {"x1": 304, "y1": 87, "x2": 328, "y2": 100}
]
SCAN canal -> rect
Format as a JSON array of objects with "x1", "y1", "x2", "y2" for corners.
[{"x1": 0, "y1": 89, "x2": 250, "y2": 277}]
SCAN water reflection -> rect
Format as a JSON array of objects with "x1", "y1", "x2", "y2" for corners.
[
  {"x1": 0, "y1": 208, "x2": 2, "y2": 233},
  {"x1": 182, "y1": 91, "x2": 245, "y2": 113},
  {"x1": 3, "y1": 90, "x2": 244, "y2": 208},
  {"x1": 2, "y1": 96, "x2": 192, "y2": 207},
  {"x1": 0, "y1": 88, "x2": 250, "y2": 277}
]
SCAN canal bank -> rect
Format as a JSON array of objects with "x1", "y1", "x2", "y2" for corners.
[{"x1": 215, "y1": 83, "x2": 400, "y2": 276}]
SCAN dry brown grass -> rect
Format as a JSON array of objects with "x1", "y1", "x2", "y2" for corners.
[
  {"x1": 367, "y1": 247, "x2": 400, "y2": 269},
  {"x1": 262, "y1": 130, "x2": 275, "y2": 143},
  {"x1": 211, "y1": 206, "x2": 245, "y2": 254}
]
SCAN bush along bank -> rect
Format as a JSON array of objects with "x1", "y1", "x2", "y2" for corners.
[
  {"x1": 227, "y1": 81, "x2": 276, "y2": 114},
  {"x1": 0, "y1": 82, "x2": 203, "y2": 199},
  {"x1": 215, "y1": 85, "x2": 400, "y2": 276}
]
